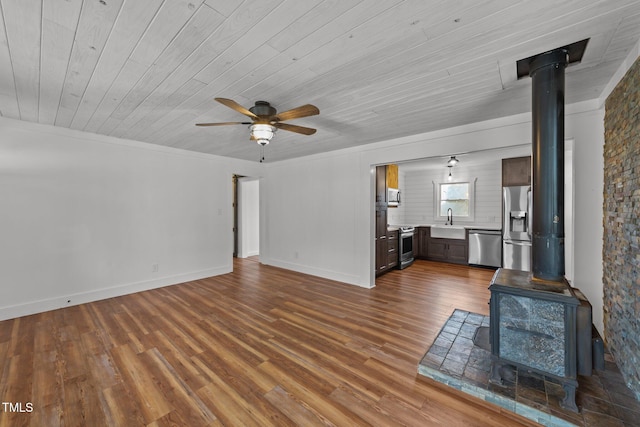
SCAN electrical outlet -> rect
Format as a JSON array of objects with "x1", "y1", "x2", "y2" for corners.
[
  {"x1": 152, "y1": 263, "x2": 159, "y2": 273},
  {"x1": 294, "y1": 251, "x2": 299, "y2": 259}
]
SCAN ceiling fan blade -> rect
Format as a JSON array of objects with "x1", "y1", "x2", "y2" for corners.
[
  {"x1": 275, "y1": 122, "x2": 317, "y2": 135},
  {"x1": 196, "y1": 121, "x2": 251, "y2": 126},
  {"x1": 275, "y1": 104, "x2": 319, "y2": 121},
  {"x1": 215, "y1": 98, "x2": 259, "y2": 119}
]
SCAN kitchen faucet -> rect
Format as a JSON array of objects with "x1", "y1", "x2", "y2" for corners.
[{"x1": 446, "y1": 208, "x2": 453, "y2": 225}]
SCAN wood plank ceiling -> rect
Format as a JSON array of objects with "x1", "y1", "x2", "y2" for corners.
[{"x1": 1, "y1": 0, "x2": 639, "y2": 162}]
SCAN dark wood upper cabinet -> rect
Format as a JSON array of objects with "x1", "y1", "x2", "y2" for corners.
[
  {"x1": 376, "y1": 165, "x2": 387, "y2": 205},
  {"x1": 502, "y1": 156, "x2": 531, "y2": 186}
]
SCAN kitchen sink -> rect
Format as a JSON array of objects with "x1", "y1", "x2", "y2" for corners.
[{"x1": 430, "y1": 225, "x2": 466, "y2": 240}]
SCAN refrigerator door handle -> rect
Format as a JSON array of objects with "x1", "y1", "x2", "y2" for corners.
[
  {"x1": 527, "y1": 187, "x2": 532, "y2": 239},
  {"x1": 504, "y1": 240, "x2": 532, "y2": 246},
  {"x1": 503, "y1": 187, "x2": 509, "y2": 240}
]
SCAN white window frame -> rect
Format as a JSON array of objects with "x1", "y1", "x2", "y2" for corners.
[{"x1": 433, "y1": 178, "x2": 476, "y2": 222}]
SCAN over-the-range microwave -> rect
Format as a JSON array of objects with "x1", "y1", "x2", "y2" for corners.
[{"x1": 388, "y1": 188, "x2": 401, "y2": 207}]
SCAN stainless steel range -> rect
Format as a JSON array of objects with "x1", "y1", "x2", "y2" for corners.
[{"x1": 398, "y1": 226, "x2": 415, "y2": 269}]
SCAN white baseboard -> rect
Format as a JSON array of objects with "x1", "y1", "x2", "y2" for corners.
[
  {"x1": 0, "y1": 265, "x2": 231, "y2": 321},
  {"x1": 262, "y1": 258, "x2": 370, "y2": 288},
  {"x1": 238, "y1": 250, "x2": 259, "y2": 258}
]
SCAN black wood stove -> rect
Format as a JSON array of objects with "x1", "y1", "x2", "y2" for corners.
[
  {"x1": 489, "y1": 268, "x2": 580, "y2": 411},
  {"x1": 489, "y1": 41, "x2": 592, "y2": 413}
]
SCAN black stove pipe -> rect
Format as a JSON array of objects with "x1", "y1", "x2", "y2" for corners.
[{"x1": 529, "y1": 49, "x2": 568, "y2": 282}]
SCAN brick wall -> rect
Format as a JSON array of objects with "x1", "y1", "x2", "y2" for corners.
[{"x1": 603, "y1": 55, "x2": 640, "y2": 400}]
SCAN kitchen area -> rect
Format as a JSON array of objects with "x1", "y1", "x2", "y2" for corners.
[{"x1": 375, "y1": 144, "x2": 541, "y2": 278}]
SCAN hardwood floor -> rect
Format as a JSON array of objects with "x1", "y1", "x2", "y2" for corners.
[{"x1": 0, "y1": 259, "x2": 538, "y2": 426}]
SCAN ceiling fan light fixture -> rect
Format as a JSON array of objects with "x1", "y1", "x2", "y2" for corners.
[
  {"x1": 197, "y1": 99, "x2": 319, "y2": 161},
  {"x1": 250, "y1": 124, "x2": 276, "y2": 143},
  {"x1": 447, "y1": 156, "x2": 459, "y2": 166}
]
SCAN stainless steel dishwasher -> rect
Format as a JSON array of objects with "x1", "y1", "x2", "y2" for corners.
[{"x1": 468, "y1": 229, "x2": 502, "y2": 267}]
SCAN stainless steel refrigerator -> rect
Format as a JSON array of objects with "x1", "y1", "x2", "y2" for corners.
[{"x1": 503, "y1": 186, "x2": 532, "y2": 271}]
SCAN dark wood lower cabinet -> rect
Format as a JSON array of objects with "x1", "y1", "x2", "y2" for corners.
[
  {"x1": 376, "y1": 229, "x2": 399, "y2": 276},
  {"x1": 376, "y1": 235, "x2": 388, "y2": 274},
  {"x1": 426, "y1": 239, "x2": 447, "y2": 262},
  {"x1": 416, "y1": 227, "x2": 430, "y2": 258},
  {"x1": 446, "y1": 240, "x2": 468, "y2": 264},
  {"x1": 375, "y1": 206, "x2": 388, "y2": 276},
  {"x1": 387, "y1": 230, "x2": 398, "y2": 269},
  {"x1": 416, "y1": 227, "x2": 469, "y2": 265}
]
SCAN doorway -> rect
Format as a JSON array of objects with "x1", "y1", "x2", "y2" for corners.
[
  {"x1": 233, "y1": 175, "x2": 242, "y2": 257},
  {"x1": 233, "y1": 175, "x2": 260, "y2": 259}
]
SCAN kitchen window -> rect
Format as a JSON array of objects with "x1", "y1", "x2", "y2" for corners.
[{"x1": 434, "y1": 179, "x2": 476, "y2": 221}]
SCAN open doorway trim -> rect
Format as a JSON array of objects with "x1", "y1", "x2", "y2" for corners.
[{"x1": 232, "y1": 174, "x2": 261, "y2": 263}]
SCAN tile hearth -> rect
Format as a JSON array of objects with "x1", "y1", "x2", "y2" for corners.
[{"x1": 418, "y1": 309, "x2": 640, "y2": 427}]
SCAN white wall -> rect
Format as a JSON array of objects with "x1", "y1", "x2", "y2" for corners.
[
  {"x1": 260, "y1": 152, "x2": 366, "y2": 285},
  {"x1": 406, "y1": 165, "x2": 500, "y2": 226},
  {"x1": 396, "y1": 147, "x2": 530, "y2": 228},
  {"x1": 0, "y1": 105, "x2": 607, "y2": 335},
  {"x1": 262, "y1": 107, "x2": 606, "y2": 334},
  {"x1": 262, "y1": 113, "x2": 535, "y2": 288},
  {"x1": 238, "y1": 177, "x2": 260, "y2": 258},
  {"x1": 0, "y1": 117, "x2": 261, "y2": 320},
  {"x1": 565, "y1": 109, "x2": 605, "y2": 334}
]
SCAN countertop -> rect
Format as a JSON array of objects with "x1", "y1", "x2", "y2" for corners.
[{"x1": 390, "y1": 223, "x2": 502, "y2": 231}]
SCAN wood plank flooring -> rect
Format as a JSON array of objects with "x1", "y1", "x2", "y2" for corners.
[{"x1": 0, "y1": 259, "x2": 539, "y2": 426}]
